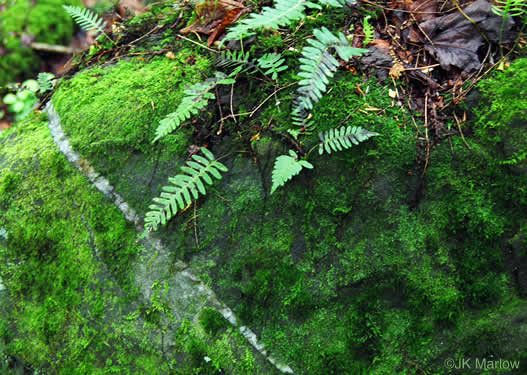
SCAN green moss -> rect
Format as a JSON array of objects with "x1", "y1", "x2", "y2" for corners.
[
  {"x1": 0, "y1": 114, "x2": 168, "y2": 373},
  {"x1": 473, "y1": 58, "x2": 527, "y2": 175},
  {"x1": 0, "y1": 0, "x2": 79, "y2": 85},
  {"x1": 52, "y1": 51, "x2": 212, "y2": 211}
]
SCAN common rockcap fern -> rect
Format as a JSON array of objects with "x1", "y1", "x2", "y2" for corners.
[
  {"x1": 153, "y1": 72, "x2": 234, "y2": 142},
  {"x1": 292, "y1": 27, "x2": 367, "y2": 130},
  {"x1": 144, "y1": 147, "x2": 228, "y2": 231}
]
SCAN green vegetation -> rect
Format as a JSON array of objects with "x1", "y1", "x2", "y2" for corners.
[
  {"x1": 63, "y1": 5, "x2": 111, "y2": 43},
  {"x1": 1, "y1": 0, "x2": 526, "y2": 372},
  {"x1": 145, "y1": 147, "x2": 228, "y2": 232},
  {"x1": 0, "y1": 0, "x2": 80, "y2": 86}
]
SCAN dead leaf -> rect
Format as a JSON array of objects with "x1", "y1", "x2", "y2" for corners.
[
  {"x1": 408, "y1": 0, "x2": 437, "y2": 22},
  {"x1": 207, "y1": 7, "x2": 251, "y2": 46},
  {"x1": 389, "y1": 62, "x2": 405, "y2": 79},
  {"x1": 0, "y1": 121, "x2": 12, "y2": 130},
  {"x1": 417, "y1": 0, "x2": 516, "y2": 72},
  {"x1": 180, "y1": 0, "x2": 247, "y2": 38},
  {"x1": 165, "y1": 51, "x2": 176, "y2": 59}
]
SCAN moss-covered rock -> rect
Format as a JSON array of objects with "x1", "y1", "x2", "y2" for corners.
[
  {"x1": 2, "y1": 16, "x2": 527, "y2": 373},
  {"x1": 0, "y1": 0, "x2": 80, "y2": 86}
]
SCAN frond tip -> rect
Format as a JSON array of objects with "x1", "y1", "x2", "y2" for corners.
[
  {"x1": 293, "y1": 27, "x2": 368, "y2": 129},
  {"x1": 63, "y1": 5, "x2": 107, "y2": 37},
  {"x1": 318, "y1": 126, "x2": 379, "y2": 154},
  {"x1": 271, "y1": 150, "x2": 313, "y2": 194},
  {"x1": 144, "y1": 147, "x2": 228, "y2": 232},
  {"x1": 153, "y1": 72, "x2": 235, "y2": 143}
]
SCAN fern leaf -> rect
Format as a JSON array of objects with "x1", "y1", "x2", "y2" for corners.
[
  {"x1": 63, "y1": 5, "x2": 106, "y2": 36},
  {"x1": 224, "y1": 0, "x2": 321, "y2": 41},
  {"x1": 363, "y1": 15, "x2": 374, "y2": 45},
  {"x1": 144, "y1": 147, "x2": 228, "y2": 231},
  {"x1": 292, "y1": 27, "x2": 367, "y2": 129},
  {"x1": 153, "y1": 72, "x2": 235, "y2": 142},
  {"x1": 37, "y1": 72, "x2": 55, "y2": 94},
  {"x1": 215, "y1": 50, "x2": 257, "y2": 74},
  {"x1": 318, "y1": 126, "x2": 379, "y2": 155},
  {"x1": 257, "y1": 53, "x2": 288, "y2": 80},
  {"x1": 271, "y1": 150, "x2": 313, "y2": 194}
]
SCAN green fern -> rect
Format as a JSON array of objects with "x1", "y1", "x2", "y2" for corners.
[
  {"x1": 63, "y1": 5, "x2": 110, "y2": 41},
  {"x1": 153, "y1": 72, "x2": 235, "y2": 142},
  {"x1": 215, "y1": 50, "x2": 257, "y2": 74},
  {"x1": 257, "y1": 53, "x2": 288, "y2": 80},
  {"x1": 223, "y1": 0, "x2": 347, "y2": 42},
  {"x1": 318, "y1": 126, "x2": 379, "y2": 154},
  {"x1": 363, "y1": 15, "x2": 374, "y2": 45},
  {"x1": 144, "y1": 147, "x2": 228, "y2": 231},
  {"x1": 292, "y1": 28, "x2": 367, "y2": 128},
  {"x1": 491, "y1": 0, "x2": 527, "y2": 17},
  {"x1": 271, "y1": 150, "x2": 313, "y2": 194},
  {"x1": 37, "y1": 72, "x2": 55, "y2": 94},
  {"x1": 292, "y1": 27, "x2": 367, "y2": 130},
  {"x1": 224, "y1": 0, "x2": 320, "y2": 41}
]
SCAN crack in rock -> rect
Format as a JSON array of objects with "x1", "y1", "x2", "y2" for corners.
[{"x1": 45, "y1": 102, "x2": 295, "y2": 374}]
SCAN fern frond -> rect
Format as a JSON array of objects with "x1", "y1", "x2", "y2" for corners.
[
  {"x1": 271, "y1": 150, "x2": 313, "y2": 194},
  {"x1": 37, "y1": 72, "x2": 55, "y2": 94},
  {"x1": 144, "y1": 147, "x2": 228, "y2": 231},
  {"x1": 363, "y1": 15, "x2": 374, "y2": 45},
  {"x1": 153, "y1": 72, "x2": 235, "y2": 142},
  {"x1": 318, "y1": 126, "x2": 379, "y2": 154},
  {"x1": 257, "y1": 53, "x2": 288, "y2": 80},
  {"x1": 63, "y1": 5, "x2": 107, "y2": 37},
  {"x1": 492, "y1": 0, "x2": 527, "y2": 17},
  {"x1": 215, "y1": 50, "x2": 257, "y2": 74},
  {"x1": 293, "y1": 27, "x2": 367, "y2": 129},
  {"x1": 223, "y1": 0, "x2": 321, "y2": 41}
]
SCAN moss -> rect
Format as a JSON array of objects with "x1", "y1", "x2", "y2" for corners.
[
  {"x1": 473, "y1": 58, "x2": 527, "y2": 176},
  {"x1": 52, "y1": 50, "x2": 212, "y2": 211},
  {"x1": 0, "y1": 114, "x2": 169, "y2": 373},
  {"x1": 0, "y1": 0, "x2": 80, "y2": 85}
]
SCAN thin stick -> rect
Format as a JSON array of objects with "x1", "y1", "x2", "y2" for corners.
[
  {"x1": 193, "y1": 202, "x2": 199, "y2": 247},
  {"x1": 422, "y1": 92, "x2": 430, "y2": 177},
  {"x1": 178, "y1": 34, "x2": 219, "y2": 53},
  {"x1": 453, "y1": 112, "x2": 471, "y2": 150},
  {"x1": 30, "y1": 42, "x2": 76, "y2": 54}
]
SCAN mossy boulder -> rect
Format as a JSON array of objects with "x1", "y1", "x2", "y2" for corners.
[
  {"x1": 0, "y1": 0, "x2": 80, "y2": 86},
  {"x1": 1, "y1": 29, "x2": 526, "y2": 374}
]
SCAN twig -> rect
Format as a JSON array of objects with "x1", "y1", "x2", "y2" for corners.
[
  {"x1": 128, "y1": 25, "x2": 162, "y2": 46},
  {"x1": 453, "y1": 112, "x2": 471, "y2": 150},
  {"x1": 178, "y1": 34, "x2": 219, "y2": 53},
  {"x1": 215, "y1": 86, "x2": 225, "y2": 135},
  {"x1": 193, "y1": 202, "x2": 199, "y2": 247},
  {"x1": 230, "y1": 82, "x2": 236, "y2": 123},
  {"x1": 30, "y1": 42, "x2": 76, "y2": 54},
  {"x1": 422, "y1": 92, "x2": 430, "y2": 177},
  {"x1": 218, "y1": 82, "x2": 296, "y2": 122}
]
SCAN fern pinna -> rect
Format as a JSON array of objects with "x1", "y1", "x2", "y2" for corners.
[
  {"x1": 223, "y1": 0, "x2": 348, "y2": 42},
  {"x1": 318, "y1": 126, "x2": 379, "y2": 154},
  {"x1": 153, "y1": 72, "x2": 234, "y2": 142},
  {"x1": 144, "y1": 147, "x2": 228, "y2": 231},
  {"x1": 63, "y1": 5, "x2": 110, "y2": 41},
  {"x1": 292, "y1": 27, "x2": 367, "y2": 130},
  {"x1": 271, "y1": 150, "x2": 313, "y2": 194}
]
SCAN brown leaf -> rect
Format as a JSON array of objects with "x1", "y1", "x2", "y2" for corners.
[
  {"x1": 408, "y1": 0, "x2": 437, "y2": 22},
  {"x1": 207, "y1": 7, "x2": 251, "y2": 46},
  {"x1": 418, "y1": 0, "x2": 516, "y2": 72},
  {"x1": 180, "y1": 0, "x2": 249, "y2": 40}
]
